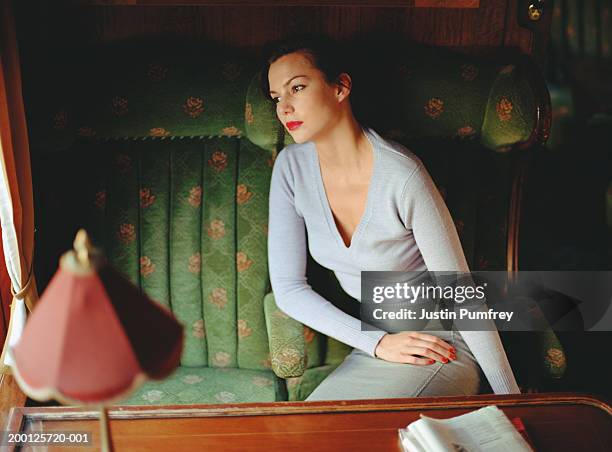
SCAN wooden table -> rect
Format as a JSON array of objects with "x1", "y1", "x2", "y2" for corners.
[{"x1": 3, "y1": 392, "x2": 611, "y2": 451}]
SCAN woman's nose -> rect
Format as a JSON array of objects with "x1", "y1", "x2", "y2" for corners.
[{"x1": 278, "y1": 98, "x2": 294, "y2": 115}]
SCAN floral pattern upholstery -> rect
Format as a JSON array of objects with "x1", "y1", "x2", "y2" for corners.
[
  {"x1": 123, "y1": 367, "x2": 285, "y2": 406},
  {"x1": 62, "y1": 137, "x2": 278, "y2": 404},
  {"x1": 481, "y1": 65, "x2": 535, "y2": 150},
  {"x1": 30, "y1": 42, "x2": 566, "y2": 403},
  {"x1": 29, "y1": 42, "x2": 281, "y2": 154},
  {"x1": 263, "y1": 293, "x2": 307, "y2": 378}
]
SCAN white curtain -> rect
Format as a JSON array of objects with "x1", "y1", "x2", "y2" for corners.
[
  {"x1": 0, "y1": 140, "x2": 27, "y2": 368},
  {"x1": 0, "y1": 0, "x2": 37, "y2": 373}
]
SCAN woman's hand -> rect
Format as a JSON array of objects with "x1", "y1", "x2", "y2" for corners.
[{"x1": 374, "y1": 332, "x2": 456, "y2": 365}]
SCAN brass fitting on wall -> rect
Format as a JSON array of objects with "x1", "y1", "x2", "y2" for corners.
[{"x1": 528, "y1": 1, "x2": 544, "y2": 21}]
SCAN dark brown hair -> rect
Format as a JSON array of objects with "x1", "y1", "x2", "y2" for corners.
[{"x1": 259, "y1": 34, "x2": 349, "y2": 102}]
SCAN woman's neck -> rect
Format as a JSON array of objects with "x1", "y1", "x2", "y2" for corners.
[{"x1": 314, "y1": 113, "x2": 372, "y2": 170}]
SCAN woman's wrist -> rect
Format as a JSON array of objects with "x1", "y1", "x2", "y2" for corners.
[{"x1": 374, "y1": 333, "x2": 387, "y2": 358}]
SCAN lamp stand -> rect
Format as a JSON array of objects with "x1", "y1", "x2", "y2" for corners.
[{"x1": 99, "y1": 405, "x2": 114, "y2": 452}]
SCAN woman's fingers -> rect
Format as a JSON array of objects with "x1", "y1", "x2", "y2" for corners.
[
  {"x1": 406, "y1": 340, "x2": 455, "y2": 361},
  {"x1": 408, "y1": 332, "x2": 455, "y2": 354},
  {"x1": 401, "y1": 346, "x2": 449, "y2": 363},
  {"x1": 377, "y1": 331, "x2": 458, "y2": 365},
  {"x1": 400, "y1": 355, "x2": 436, "y2": 366}
]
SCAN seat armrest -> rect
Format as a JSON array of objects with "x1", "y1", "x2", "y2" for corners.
[
  {"x1": 263, "y1": 292, "x2": 307, "y2": 378},
  {"x1": 502, "y1": 300, "x2": 568, "y2": 392},
  {"x1": 527, "y1": 301, "x2": 568, "y2": 382}
]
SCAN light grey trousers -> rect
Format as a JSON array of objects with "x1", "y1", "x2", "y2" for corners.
[{"x1": 306, "y1": 327, "x2": 482, "y2": 401}]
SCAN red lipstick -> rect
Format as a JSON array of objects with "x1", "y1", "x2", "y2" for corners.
[{"x1": 286, "y1": 121, "x2": 303, "y2": 131}]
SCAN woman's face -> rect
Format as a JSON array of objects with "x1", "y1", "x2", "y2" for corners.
[{"x1": 268, "y1": 51, "x2": 345, "y2": 144}]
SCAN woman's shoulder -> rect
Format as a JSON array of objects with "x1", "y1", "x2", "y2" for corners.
[
  {"x1": 270, "y1": 142, "x2": 315, "y2": 187},
  {"x1": 274, "y1": 143, "x2": 309, "y2": 172},
  {"x1": 274, "y1": 141, "x2": 313, "y2": 167},
  {"x1": 366, "y1": 128, "x2": 424, "y2": 175}
]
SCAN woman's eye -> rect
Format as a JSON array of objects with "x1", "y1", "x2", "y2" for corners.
[
  {"x1": 272, "y1": 96, "x2": 280, "y2": 104},
  {"x1": 292, "y1": 84, "x2": 305, "y2": 93}
]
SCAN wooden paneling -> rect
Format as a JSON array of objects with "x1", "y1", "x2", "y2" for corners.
[
  {"x1": 15, "y1": 1, "x2": 543, "y2": 57},
  {"x1": 414, "y1": 0, "x2": 478, "y2": 6},
  {"x1": 505, "y1": 0, "x2": 533, "y2": 56},
  {"x1": 71, "y1": 0, "x2": 479, "y2": 7},
  {"x1": 0, "y1": 375, "x2": 27, "y2": 432}
]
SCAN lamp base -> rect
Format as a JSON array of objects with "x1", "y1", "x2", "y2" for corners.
[{"x1": 100, "y1": 405, "x2": 114, "y2": 452}]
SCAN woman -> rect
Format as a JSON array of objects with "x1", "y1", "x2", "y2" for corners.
[{"x1": 264, "y1": 34, "x2": 520, "y2": 400}]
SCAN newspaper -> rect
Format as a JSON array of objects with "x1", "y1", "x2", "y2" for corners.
[{"x1": 398, "y1": 405, "x2": 534, "y2": 452}]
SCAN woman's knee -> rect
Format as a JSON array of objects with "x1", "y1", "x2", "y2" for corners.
[{"x1": 414, "y1": 365, "x2": 481, "y2": 397}]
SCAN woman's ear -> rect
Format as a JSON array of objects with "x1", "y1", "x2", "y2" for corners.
[{"x1": 336, "y1": 73, "x2": 352, "y2": 101}]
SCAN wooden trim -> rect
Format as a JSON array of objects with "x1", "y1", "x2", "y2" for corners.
[
  {"x1": 69, "y1": 0, "x2": 480, "y2": 7},
  {"x1": 3, "y1": 403, "x2": 24, "y2": 435},
  {"x1": 414, "y1": 0, "x2": 478, "y2": 6},
  {"x1": 0, "y1": 374, "x2": 27, "y2": 431},
  {"x1": 505, "y1": 56, "x2": 552, "y2": 272},
  {"x1": 506, "y1": 163, "x2": 523, "y2": 272},
  {"x1": 7, "y1": 393, "x2": 611, "y2": 423}
]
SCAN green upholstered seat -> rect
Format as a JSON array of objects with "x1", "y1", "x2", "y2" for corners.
[
  {"x1": 29, "y1": 41, "x2": 566, "y2": 404},
  {"x1": 123, "y1": 367, "x2": 284, "y2": 405},
  {"x1": 31, "y1": 43, "x2": 288, "y2": 405}
]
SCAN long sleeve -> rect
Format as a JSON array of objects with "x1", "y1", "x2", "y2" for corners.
[
  {"x1": 403, "y1": 163, "x2": 521, "y2": 395},
  {"x1": 268, "y1": 151, "x2": 387, "y2": 357}
]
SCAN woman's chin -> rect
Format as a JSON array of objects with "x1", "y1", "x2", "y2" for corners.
[{"x1": 287, "y1": 130, "x2": 310, "y2": 144}]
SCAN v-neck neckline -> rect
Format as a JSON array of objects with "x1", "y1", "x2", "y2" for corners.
[{"x1": 312, "y1": 127, "x2": 379, "y2": 252}]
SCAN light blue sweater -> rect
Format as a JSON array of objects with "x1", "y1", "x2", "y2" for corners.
[{"x1": 268, "y1": 127, "x2": 520, "y2": 394}]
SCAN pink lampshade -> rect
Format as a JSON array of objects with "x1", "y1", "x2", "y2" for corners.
[{"x1": 10, "y1": 230, "x2": 183, "y2": 405}]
